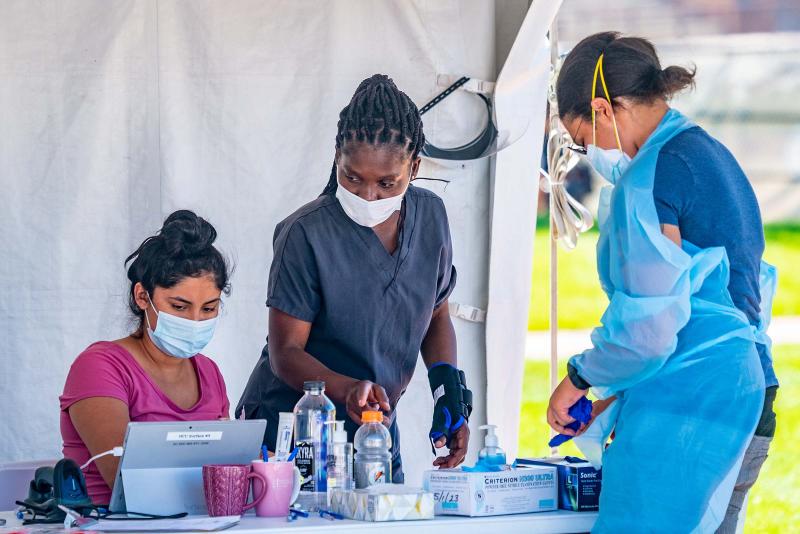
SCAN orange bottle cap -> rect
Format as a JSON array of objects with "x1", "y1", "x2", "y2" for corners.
[{"x1": 361, "y1": 410, "x2": 382, "y2": 424}]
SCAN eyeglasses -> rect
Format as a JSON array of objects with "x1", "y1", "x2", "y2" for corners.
[
  {"x1": 566, "y1": 144, "x2": 587, "y2": 155},
  {"x1": 564, "y1": 115, "x2": 587, "y2": 155}
]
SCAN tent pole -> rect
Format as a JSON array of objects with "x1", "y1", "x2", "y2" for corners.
[{"x1": 548, "y1": 18, "x2": 560, "y2": 458}]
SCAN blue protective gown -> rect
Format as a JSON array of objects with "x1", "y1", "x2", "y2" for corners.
[{"x1": 570, "y1": 109, "x2": 776, "y2": 533}]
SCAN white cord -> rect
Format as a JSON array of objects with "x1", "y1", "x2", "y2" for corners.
[
  {"x1": 539, "y1": 129, "x2": 594, "y2": 250},
  {"x1": 80, "y1": 446, "x2": 124, "y2": 470}
]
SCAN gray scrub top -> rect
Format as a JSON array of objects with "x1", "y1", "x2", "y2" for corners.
[{"x1": 252, "y1": 184, "x2": 456, "y2": 462}]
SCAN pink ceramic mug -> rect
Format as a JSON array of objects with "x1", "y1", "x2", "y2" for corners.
[
  {"x1": 202, "y1": 464, "x2": 266, "y2": 517},
  {"x1": 250, "y1": 460, "x2": 302, "y2": 517}
]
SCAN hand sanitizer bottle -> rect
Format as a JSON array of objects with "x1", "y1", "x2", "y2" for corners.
[{"x1": 478, "y1": 424, "x2": 507, "y2": 467}]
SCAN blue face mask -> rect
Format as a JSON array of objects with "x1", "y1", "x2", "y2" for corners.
[
  {"x1": 145, "y1": 297, "x2": 218, "y2": 359},
  {"x1": 586, "y1": 144, "x2": 631, "y2": 186}
]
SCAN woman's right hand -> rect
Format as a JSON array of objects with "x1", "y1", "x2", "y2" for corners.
[{"x1": 345, "y1": 380, "x2": 392, "y2": 425}]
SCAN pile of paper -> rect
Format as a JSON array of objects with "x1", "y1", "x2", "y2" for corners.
[{"x1": 84, "y1": 515, "x2": 240, "y2": 532}]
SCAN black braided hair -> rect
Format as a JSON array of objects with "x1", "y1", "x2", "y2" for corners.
[{"x1": 321, "y1": 74, "x2": 425, "y2": 196}]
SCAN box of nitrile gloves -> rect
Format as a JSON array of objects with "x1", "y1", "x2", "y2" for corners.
[
  {"x1": 518, "y1": 457, "x2": 601, "y2": 512},
  {"x1": 423, "y1": 466, "x2": 557, "y2": 517}
]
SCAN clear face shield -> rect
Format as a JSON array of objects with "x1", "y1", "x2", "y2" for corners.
[
  {"x1": 418, "y1": 76, "x2": 516, "y2": 164},
  {"x1": 418, "y1": 79, "x2": 540, "y2": 164},
  {"x1": 418, "y1": 26, "x2": 551, "y2": 166}
]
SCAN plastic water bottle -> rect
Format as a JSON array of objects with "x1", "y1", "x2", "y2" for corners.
[
  {"x1": 325, "y1": 420, "x2": 353, "y2": 505},
  {"x1": 354, "y1": 410, "x2": 392, "y2": 488},
  {"x1": 293, "y1": 381, "x2": 335, "y2": 510}
]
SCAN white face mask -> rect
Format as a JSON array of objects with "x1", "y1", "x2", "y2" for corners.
[
  {"x1": 335, "y1": 180, "x2": 408, "y2": 228},
  {"x1": 146, "y1": 297, "x2": 218, "y2": 359}
]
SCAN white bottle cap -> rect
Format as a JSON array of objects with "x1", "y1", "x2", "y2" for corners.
[
  {"x1": 326, "y1": 420, "x2": 348, "y2": 443},
  {"x1": 479, "y1": 424, "x2": 499, "y2": 448}
]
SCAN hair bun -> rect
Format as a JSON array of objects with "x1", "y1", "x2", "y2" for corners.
[
  {"x1": 160, "y1": 210, "x2": 217, "y2": 257},
  {"x1": 659, "y1": 65, "x2": 696, "y2": 97}
]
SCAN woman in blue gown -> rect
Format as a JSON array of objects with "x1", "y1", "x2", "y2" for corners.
[{"x1": 546, "y1": 32, "x2": 777, "y2": 533}]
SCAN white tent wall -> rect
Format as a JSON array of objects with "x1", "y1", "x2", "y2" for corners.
[
  {"x1": 486, "y1": 0, "x2": 559, "y2": 462},
  {"x1": 0, "y1": 0, "x2": 547, "y2": 486},
  {"x1": 0, "y1": 0, "x2": 166, "y2": 461}
]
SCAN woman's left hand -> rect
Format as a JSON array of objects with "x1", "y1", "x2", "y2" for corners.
[
  {"x1": 547, "y1": 376, "x2": 588, "y2": 436},
  {"x1": 574, "y1": 396, "x2": 617, "y2": 437},
  {"x1": 432, "y1": 424, "x2": 470, "y2": 468}
]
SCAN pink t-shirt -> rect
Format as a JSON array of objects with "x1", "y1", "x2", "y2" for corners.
[{"x1": 59, "y1": 341, "x2": 230, "y2": 505}]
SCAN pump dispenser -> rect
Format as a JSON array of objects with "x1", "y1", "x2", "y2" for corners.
[
  {"x1": 461, "y1": 424, "x2": 508, "y2": 472},
  {"x1": 478, "y1": 425, "x2": 507, "y2": 466}
]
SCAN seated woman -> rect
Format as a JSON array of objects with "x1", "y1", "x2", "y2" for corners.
[{"x1": 60, "y1": 210, "x2": 231, "y2": 505}]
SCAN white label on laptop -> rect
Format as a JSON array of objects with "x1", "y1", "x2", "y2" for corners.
[{"x1": 166, "y1": 431, "x2": 223, "y2": 442}]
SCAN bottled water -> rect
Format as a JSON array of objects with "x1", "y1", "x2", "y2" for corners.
[
  {"x1": 293, "y1": 380, "x2": 335, "y2": 510},
  {"x1": 354, "y1": 410, "x2": 392, "y2": 488}
]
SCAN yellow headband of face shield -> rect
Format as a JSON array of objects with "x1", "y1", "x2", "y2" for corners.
[{"x1": 591, "y1": 54, "x2": 623, "y2": 151}]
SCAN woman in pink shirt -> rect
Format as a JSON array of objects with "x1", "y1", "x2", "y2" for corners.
[{"x1": 60, "y1": 210, "x2": 231, "y2": 505}]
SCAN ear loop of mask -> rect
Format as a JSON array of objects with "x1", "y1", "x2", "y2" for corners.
[
  {"x1": 591, "y1": 54, "x2": 623, "y2": 152},
  {"x1": 145, "y1": 294, "x2": 158, "y2": 332}
]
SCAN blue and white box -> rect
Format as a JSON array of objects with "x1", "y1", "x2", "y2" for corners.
[
  {"x1": 423, "y1": 465, "x2": 557, "y2": 517},
  {"x1": 519, "y1": 457, "x2": 601, "y2": 512}
]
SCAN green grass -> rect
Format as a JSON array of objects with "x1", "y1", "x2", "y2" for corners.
[
  {"x1": 529, "y1": 226, "x2": 605, "y2": 330},
  {"x1": 529, "y1": 223, "x2": 800, "y2": 331},
  {"x1": 518, "y1": 344, "x2": 800, "y2": 533},
  {"x1": 763, "y1": 225, "x2": 800, "y2": 317}
]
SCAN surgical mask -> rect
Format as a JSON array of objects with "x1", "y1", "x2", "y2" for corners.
[
  {"x1": 335, "y1": 179, "x2": 408, "y2": 228},
  {"x1": 145, "y1": 297, "x2": 218, "y2": 359},
  {"x1": 586, "y1": 145, "x2": 630, "y2": 186},
  {"x1": 585, "y1": 53, "x2": 631, "y2": 185}
]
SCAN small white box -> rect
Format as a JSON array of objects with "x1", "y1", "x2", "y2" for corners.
[{"x1": 423, "y1": 465, "x2": 557, "y2": 517}]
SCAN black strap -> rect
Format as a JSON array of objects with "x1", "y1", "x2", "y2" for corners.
[
  {"x1": 419, "y1": 76, "x2": 498, "y2": 161},
  {"x1": 419, "y1": 76, "x2": 471, "y2": 115},
  {"x1": 459, "y1": 370, "x2": 474, "y2": 418},
  {"x1": 567, "y1": 362, "x2": 592, "y2": 390}
]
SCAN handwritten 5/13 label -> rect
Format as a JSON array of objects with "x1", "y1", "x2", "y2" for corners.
[{"x1": 433, "y1": 491, "x2": 461, "y2": 510}]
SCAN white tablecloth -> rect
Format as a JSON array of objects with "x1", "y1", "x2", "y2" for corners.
[{"x1": 1, "y1": 510, "x2": 597, "y2": 533}]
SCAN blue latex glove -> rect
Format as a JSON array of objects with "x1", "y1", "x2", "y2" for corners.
[
  {"x1": 461, "y1": 459, "x2": 505, "y2": 473},
  {"x1": 548, "y1": 396, "x2": 592, "y2": 447}
]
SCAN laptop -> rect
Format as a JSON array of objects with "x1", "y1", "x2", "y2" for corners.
[{"x1": 108, "y1": 419, "x2": 267, "y2": 516}]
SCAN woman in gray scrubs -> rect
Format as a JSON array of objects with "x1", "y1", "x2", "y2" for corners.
[{"x1": 237, "y1": 74, "x2": 473, "y2": 481}]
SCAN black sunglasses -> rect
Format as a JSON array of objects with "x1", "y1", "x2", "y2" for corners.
[{"x1": 566, "y1": 144, "x2": 587, "y2": 155}]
